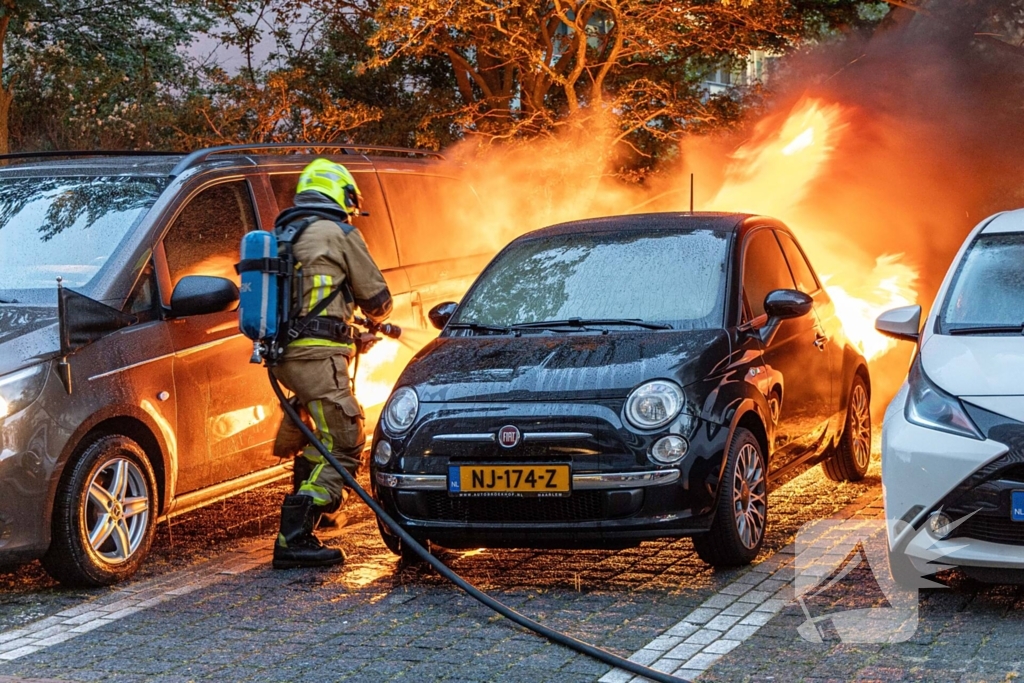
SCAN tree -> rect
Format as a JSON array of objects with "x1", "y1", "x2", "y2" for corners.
[
  {"x1": 365, "y1": 0, "x2": 879, "y2": 155},
  {"x1": 1, "y1": 0, "x2": 212, "y2": 152},
  {"x1": 183, "y1": 0, "x2": 462, "y2": 149}
]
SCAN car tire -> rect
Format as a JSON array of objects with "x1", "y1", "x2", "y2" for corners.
[
  {"x1": 377, "y1": 519, "x2": 427, "y2": 564},
  {"x1": 693, "y1": 427, "x2": 767, "y2": 567},
  {"x1": 822, "y1": 375, "x2": 871, "y2": 482},
  {"x1": 41, "y1": 435, "x2": 157, "y2": 587}
]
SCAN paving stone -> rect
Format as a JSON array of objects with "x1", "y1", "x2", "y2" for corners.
[
  {"x1": 703, "y1": 639, "x2": 741, "y2": 655},
  {"x1": 664, "y1": 642, "x2": 703, "y2": 661},
  {"x1": 683, "y1": 629, "x2": 723, "y2": 646},
  {"x1": 703, "y1": 614, "x2": 741, "y2": 631}
]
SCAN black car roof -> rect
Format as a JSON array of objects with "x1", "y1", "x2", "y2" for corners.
[{"x1": 524, "y1": 212, "x2": 759, "y2": 239}]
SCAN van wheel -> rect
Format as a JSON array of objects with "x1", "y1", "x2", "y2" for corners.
[
  {"x1": 377, "y1": 519, "x2": 427, "y2": 564},
  {"x1": 823, "y1": 376, "x2": 871, "y2": 482},
  {"x1": 693, "y1": 427, "x2": 767, "y2": 567},
  {"x1": 42, "y1": 435, "x2": 157, "y2": 587}
]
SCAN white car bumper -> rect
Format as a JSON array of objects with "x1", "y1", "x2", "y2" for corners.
[{"x1": 881, "y1": 383, "x2": 1010, "y2": 559}]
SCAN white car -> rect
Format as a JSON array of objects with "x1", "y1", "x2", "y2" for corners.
[{"x1": 877, "y1": 209, "x2": 1024, "y2": 583}]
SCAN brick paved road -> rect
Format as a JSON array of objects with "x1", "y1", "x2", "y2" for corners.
[{"x1": 0, "y1": 446, "x2": 1020, "y2": 682}]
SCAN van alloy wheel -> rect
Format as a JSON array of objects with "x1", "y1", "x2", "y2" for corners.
[
  {"x1": 41, "y1": 434, "x2": 157, "y2": 587},
  {"x1": 84, "y1": 457, "x2": 150, "y2": 564}
]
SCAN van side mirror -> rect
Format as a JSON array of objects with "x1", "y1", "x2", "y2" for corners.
[
  {"x1": 428, "y1": 301, "x2": 458, "y2": 330},
  {"x1": 764, "y1": 289, "x2": 813, "y2": 320},
  {"x1": 875, "y1": 305, "x2": 921, "y2": 343},
  {"x1": 170, "y1": 276, "x2": 239, "y2": 317}
]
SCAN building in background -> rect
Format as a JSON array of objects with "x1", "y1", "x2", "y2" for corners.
[{"x1": 703, "y1": 51, "x2": 773, "y2": 95}]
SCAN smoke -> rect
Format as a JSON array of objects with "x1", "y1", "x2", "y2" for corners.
[{"x1": 437, "y1": 4, "x2": 1024, "y2": 410}]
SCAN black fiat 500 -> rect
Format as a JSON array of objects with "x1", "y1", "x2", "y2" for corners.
[{"x1": 371, "y1": 213, "x2": 872, "y2": 567}]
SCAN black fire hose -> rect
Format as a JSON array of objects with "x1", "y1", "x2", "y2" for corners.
[{"x1": 268, "y1": 369, "x2": 691, "y2": 683}]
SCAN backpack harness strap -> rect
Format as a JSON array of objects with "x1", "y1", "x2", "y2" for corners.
[
  {"x1": 275, "y1": 214, "x2": 356, "y2": 345},
  {"x1": 235, "y1": 257, "x2": 288, "y2": 275}
]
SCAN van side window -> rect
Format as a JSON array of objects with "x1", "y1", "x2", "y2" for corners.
[
  {"x1": 270, "y1": 171, "x2": 398, "y2": 270},
  {"x1": 742, "y1": 230, "x2": 797, "y2": 319},
  {"x1": 776, "y1": 231, "x2": 820, "y2": 294},
  {"x1": 124, "y1": 260, "x2": 159, "y2": 322},
  {"x1": 377, "y1": 172, "x2": 489, "y2": 266},
  {"x1": 164, "y1": 180, "x2": 256, "y2": 288}
]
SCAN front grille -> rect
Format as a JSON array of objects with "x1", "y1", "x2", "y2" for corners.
[
  {"x1": 413, "y1": 491, "x2": 608, "y2": 523},
  {"x1": 996, "y1": 465, "x2": 1024, "y2": 484},
  {"x1": 952, "y1": 515, "x2": 1024, "y2": 546}
]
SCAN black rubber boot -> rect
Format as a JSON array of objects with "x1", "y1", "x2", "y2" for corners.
[{"x1": 273, "y1": 495, "x2": 345, "y2": 569}]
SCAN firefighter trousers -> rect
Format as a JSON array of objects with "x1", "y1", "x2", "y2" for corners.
[{"x1": 271, "y1": 354, "x2": 365, "y2": 512}]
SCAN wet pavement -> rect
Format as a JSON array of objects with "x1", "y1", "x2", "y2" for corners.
[{"x1": 0, "y1": 446, "x2": 1020, "y2": 682}]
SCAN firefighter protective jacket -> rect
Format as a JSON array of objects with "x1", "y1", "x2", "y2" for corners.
[{"x1": 283, "y1": 192, "x2": 393, "y2": 361}]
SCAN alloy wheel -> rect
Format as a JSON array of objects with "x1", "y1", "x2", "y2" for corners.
[
  {"x1": 849, "y1": 383, "x2": 871, "y2": 470},
  {"x1": 82, "y1": 457, "x2": 150, "y2": 565},
  {"x1": 732, "y1": 443, "x2": 766, "y2": 549}
]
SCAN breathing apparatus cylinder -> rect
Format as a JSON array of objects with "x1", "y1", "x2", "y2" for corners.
[{"x1": 238, "y1": 230, "x2": 280, "y2": 343}]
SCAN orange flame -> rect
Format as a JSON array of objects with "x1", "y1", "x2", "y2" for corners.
[
  {"x1": 705, "y1": 98, "x2": 919, "y2": 362},
  {"x1": 343, "y1": 97, "x2": 920, "y2": 409}
]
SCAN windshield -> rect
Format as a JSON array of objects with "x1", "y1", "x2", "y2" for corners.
[
  {"x1": 453, "y1": 229, "x2": 730, "y2": 331},
  {"x1": 0, "y1": 176, "x2": 166, "y2": 303},
  {"x1": 940, "y1": 232, "x2": 1024, "y2": 333}
]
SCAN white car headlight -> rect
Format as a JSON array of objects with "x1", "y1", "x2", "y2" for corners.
[
  {"x1": 0, "y1": 364, "x2": 48, "y2": 420},
  {"x1": 905, "y1": 357, "x2": 982, "y2": 440},
  {"x1": 625, "y1": 380, "x2": 684, "y2": 430},
  {"x1": 384, "y1": 386, "x2": 419, "y2": 434}
]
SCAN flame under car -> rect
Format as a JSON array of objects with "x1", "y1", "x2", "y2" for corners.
[{"x1": 371, "y1": 213, "x2": 873, "y2": 566}]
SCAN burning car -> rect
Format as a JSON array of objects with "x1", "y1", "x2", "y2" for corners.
[
  {"x1": 371, "y1": 213, "x2": 872, "y2": 566},
  {"x1": 877, "y1": 209, "x2": 1024, "y2": 583}
]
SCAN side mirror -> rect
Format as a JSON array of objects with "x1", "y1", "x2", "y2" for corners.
[
  {"x1": 428, "y1": 301, "x2": 458, "y2": 330},
  {"x1": 170, "y1": 276, "x2": 239, "y2": 317},
  {"x1": 764, "y1": 289, "x2": 813, "y2": 320},
  {"x1": 875, "y1": 305, "x2": 921, "y2": 343}
]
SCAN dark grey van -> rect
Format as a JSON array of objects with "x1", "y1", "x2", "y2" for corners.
[{"x1": 0, "y1": 144, "x2": 489, "y2": 586}]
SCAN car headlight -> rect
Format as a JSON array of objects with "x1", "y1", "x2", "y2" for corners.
[
  {"x1": 625, "y1": 380, "x2": 684, "y2": 430},
  {"x1": 0, "y1": 364, "x2": 49, "y2": 420},
  {"x1": 384, "y1": 386, "x2": 418, "y2": 434},
  {"x1": 905, "y1": 356, "x2": 982, "y2": 440}
]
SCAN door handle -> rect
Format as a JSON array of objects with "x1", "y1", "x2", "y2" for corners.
[{"x1": 814, "y1": 333, "x2": 828, "y2": 350}]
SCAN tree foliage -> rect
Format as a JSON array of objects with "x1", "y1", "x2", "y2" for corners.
[
  {"x1": 5, "y1": 0, "x2": 1022, "y2": 162},
  {"x1": 2, "y1": 0, "x2": 211, "y2": 151},
  {"x1": 368, "y1": 0, "x2": 874, "y2": 151}
]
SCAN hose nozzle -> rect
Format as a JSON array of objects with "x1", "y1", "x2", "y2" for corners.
[
  {"x1": 375, "y1": 322, "x2": 402, "y2": 339},
  {"x1": 352, "y1": 316, "x2": 402, "y2": 339}
]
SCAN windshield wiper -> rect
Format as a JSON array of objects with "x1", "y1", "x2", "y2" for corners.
[
  {"x1": 947, "y1": 323, "x2": 1024, "y2": 335},
  {"x1": 446, "y1": 321, "x2": 512, "y2": 334},
  {"x1": 511, "y1": 318, "x2": 672, "y2": 331},
  {"x1": 0, "y1": 298, "x2": 18, "y2": 304}
]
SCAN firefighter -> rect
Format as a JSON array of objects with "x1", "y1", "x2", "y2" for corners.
[{"x1": 271, "y1": 159, "x2": 393, "y2": 569}]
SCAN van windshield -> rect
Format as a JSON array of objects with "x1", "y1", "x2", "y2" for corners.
[
  {"x1": 453, "y1": 230, "x2": 730, "y2": 331},
  {"x1": 940, "y1": 232, "x2": 1024, "y2": 334},
  {"x1": 0, "y1": 176, "x2": 165, "y2": 303}
]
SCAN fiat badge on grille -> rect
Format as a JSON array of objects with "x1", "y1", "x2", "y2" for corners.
[{"x1": 497, "y1": 425, "x2": 521, "y2": 448}]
